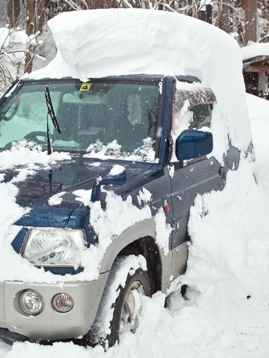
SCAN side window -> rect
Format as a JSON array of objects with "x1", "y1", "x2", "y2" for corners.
[
  {"x1": 172, "y1": 84, "x2": 216, "y2": 137},
  {"x1": 189, "y1": 103, "x2": 212, "y2": 129},
  {"x1": 171, "y1": 83, "x2": 216, "y2": 162}
]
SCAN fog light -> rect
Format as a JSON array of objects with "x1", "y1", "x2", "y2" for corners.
[
  {"x1": 19, "y1": 290, "x2": 44, "y2": 315},
  {"x1": 52, "y1": 293, "x2": 74, "y2": 313}
]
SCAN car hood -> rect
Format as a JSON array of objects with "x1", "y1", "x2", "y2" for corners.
[{"x1": 1, "y1": 157, "x2": 159, "y2": 228}]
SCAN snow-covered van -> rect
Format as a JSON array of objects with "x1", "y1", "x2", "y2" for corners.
[{"x1": 0, "y1": 9, "x2": 252, "y2": 346}]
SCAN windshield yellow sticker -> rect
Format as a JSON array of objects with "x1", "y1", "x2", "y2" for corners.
[{"x1": 80, "y1": 83, "x2": 92, "y2": 92}]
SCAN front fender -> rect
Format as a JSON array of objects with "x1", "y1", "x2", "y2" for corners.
[{"x1": 98, "y1": 218, "x2": 172, "y2": 292}]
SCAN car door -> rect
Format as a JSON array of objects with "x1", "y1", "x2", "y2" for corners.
[{"x1": 169, "y1": 84, "x2": 226, "y2": 277}]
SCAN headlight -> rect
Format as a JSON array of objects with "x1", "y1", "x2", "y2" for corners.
[
  {"x1": 19, "y1": 290, "x2": 44, "y2": 315},
  {"x1": 21, "y1": 228, "x2": 86, "y2": 268}
]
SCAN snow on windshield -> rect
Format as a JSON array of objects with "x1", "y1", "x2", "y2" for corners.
[{"x1": 0, "y1": 78, "x2": 160, "y2": 162}]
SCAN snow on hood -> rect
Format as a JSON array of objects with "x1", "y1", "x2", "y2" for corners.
[{"x1": 28, "y1": 8, "x2": 252, "y2": 159}]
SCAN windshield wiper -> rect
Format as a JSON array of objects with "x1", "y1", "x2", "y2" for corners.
[
  {"x1": 45, "y1": 86, "x2": 61, "y2": 154},
  {"x1": 0, "y1": 79, "x2": 21, "y2": 122}
]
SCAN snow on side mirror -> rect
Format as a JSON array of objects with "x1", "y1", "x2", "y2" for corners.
[{"x1": 176, "y1": 129, "x2": 213, "y2": 161}]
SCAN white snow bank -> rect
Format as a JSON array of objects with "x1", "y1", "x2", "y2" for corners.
[
  {"x1": 187, "y1": 160, "x2": 269, "y2": 297},
  {"x1": 246, "y1": 93, "x2": 269, "y2": 120},
  {"x1": 247, "y1": 93, "x2": 269, "y2": 196}
]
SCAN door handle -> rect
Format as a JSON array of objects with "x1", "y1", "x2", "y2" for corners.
[{"x1": 219, "y1": 166, "x2": 226, "y2": 180}]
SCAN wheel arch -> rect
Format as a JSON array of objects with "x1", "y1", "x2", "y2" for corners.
[
  {"x1": 117, "y1": 236, "x2": 162, "y2": 293},
  {"x1": 98, "y1": 218, "x2": 170, "y2": 294}
]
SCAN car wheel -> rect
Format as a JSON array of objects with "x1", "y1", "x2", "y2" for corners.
[{"x1": 86, "y1": 255, "x2": 151, "y2": 347}]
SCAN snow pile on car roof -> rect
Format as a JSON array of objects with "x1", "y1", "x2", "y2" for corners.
[
  {"x1": 29, "y1": 9, "x2": 251, "y2": 158},
  {"x1": 32, "y1": 9, "x2": 241, "y2": 81},
  {"x1": 49, "y1": 9, "x2": 217, "y2": 78}
]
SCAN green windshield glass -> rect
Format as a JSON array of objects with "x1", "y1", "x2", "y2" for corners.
[{"x1": 0, "y1": 79, "x2": 161, "y2": 161}]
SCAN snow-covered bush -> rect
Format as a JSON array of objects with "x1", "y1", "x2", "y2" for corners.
[{"x1": 0, "y1": 27, "x2": 29, "y2": 94}]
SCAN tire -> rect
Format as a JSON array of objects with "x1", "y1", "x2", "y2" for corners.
[{"x1": 86, "y1": 255, "x2": 151, "y2": 347}]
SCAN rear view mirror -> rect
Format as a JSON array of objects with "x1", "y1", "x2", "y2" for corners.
[
  {"x1": 176, "y1": 129, "x2": 213, "y2": 161},
  {"x1": 0, "y1": 96, "x2": 20, "y2": 121}
]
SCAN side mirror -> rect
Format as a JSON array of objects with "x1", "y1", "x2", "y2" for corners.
[
  {"x1": 91, "y1": 167, "x2": 127, "y2": 202},
  {"x1": 176, "y1": 129, "x2": 213, "y2": 161}
]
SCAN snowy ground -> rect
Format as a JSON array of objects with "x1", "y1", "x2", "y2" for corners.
[{"x1": 0, "y1": 96, "x2": 267, "y2": 357}]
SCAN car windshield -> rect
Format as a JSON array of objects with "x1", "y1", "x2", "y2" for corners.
[{"x1": 0, "y1": 78, "x2": 161, "y2": 162}]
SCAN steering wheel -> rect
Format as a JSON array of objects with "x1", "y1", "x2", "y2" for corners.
[
  {"x1": 24, "y1": 131, "x2": 51, "y2": 144},
  {"x1": 4, "y1": 131, "x2": 50, "y2": 149}
]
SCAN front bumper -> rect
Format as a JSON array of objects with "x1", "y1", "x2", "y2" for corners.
[{"x1": 0, "y1": 275, "x2": 109, "y2": 342}]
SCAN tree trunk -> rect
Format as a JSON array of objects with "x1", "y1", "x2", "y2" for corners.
[
  {"x1": 198, "y1": 5, "x2": 212, "y2": 24},
  {"x1": 242, "y1": 0, "x2": 257, "y2": 44},
  {"x1": 25, "y1": 0, "x2": 36, "y2": 73},
  {"x1": 7, "y1": 0, "x2": 21, "y2": 28},
  {"x1": 7, "y1": 0, "x2": 13, "y2": 27},
  {"x1": 26, "y1": 0, "x2": 36, "y2": 35},
  {"x1": 14, "y1": 0, "x2": 21, "y2": 27},
  {"x1": 37, "y1": 0, "x2": 45, "y2": 33},
  {"x1": 86, "y1": 0, "x2": 119, "y2": 8}
]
